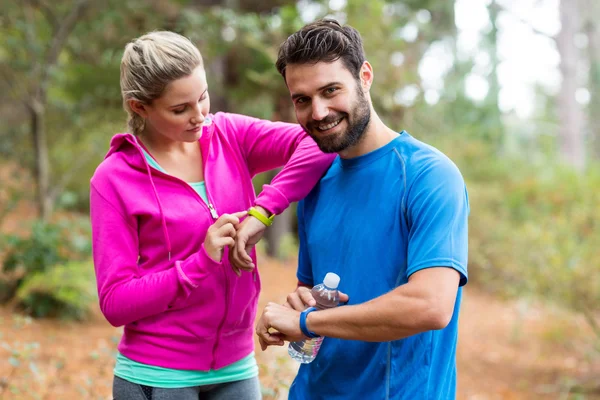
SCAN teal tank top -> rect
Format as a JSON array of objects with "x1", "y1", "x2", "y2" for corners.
[{"x1": 113, "y1": 147, "x2": 258, "y2": 388}]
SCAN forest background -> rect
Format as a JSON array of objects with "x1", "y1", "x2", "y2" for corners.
[{"x1": 0, "y1": 0, "x2": 599, "y2": 398}]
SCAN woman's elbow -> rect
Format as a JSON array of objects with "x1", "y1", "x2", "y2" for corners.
[{"x1": 100, "y1": 298, "x2": 127, "y2": 327}]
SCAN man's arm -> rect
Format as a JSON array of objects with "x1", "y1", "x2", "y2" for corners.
[
  {"x1": 257, "y1": 267, "x2": 459, "y2": 345},
  {"x1": 306, "y1": 267, "x2": 459, "y2": 341}
]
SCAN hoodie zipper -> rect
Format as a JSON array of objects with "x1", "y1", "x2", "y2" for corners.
[
  {"x1": 201, "y1": 129, "x2": 230, "y2": 369},
  {"x1": 133, "y1": 128, "x2": 237, "y2": 368},
  {"x1": 207, "y1": 202, "x2": 218, "y2": 219}
]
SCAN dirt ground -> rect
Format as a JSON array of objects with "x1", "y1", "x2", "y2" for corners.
[{"x1": 0, "y1": 252, "x2": 599, "y2": 400}]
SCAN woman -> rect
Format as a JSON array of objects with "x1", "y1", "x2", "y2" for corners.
[{"x1": 90, "y1": 31, "x2": 334, "y2": 399}]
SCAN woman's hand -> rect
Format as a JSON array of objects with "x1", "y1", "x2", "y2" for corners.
[
  {"x1": 204, "y1": 211, "x2": 247, "y2": 263},
  {"x1": 229, "y1": 210, "x2": 270, "y2": 275}
]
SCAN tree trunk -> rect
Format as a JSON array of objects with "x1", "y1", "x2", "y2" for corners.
[
  {"x1": 584, "y1": 0, "x2": 600, "y2": 160},
  {"x1": 263, "y1": 187, "x2": 292, "y2": 260},
  {"x1": 29, "y1": 97, "x2": 51, "y2": 220},
  {"x1": 485, "y1": 0, "x2": 504, "y2": 149},
  {"x1": 557, "y1": 0, "x2": 586, "y2": 171}
]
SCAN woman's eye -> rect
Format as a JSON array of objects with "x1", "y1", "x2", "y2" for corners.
[{"x1": 174, "y1": 107, "x2": 186, "y2": 114}]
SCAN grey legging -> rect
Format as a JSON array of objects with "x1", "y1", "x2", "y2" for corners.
[{"x1": 112, "y1": 376, "x2": 262, "y2": 400}]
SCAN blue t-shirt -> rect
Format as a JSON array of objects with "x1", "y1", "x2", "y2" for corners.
[{"x1": 290, "y1": 132, "x2": 469, "y2": 400}]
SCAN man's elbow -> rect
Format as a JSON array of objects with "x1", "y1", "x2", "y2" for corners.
[{"x1": 422, "y1": 304, "x2": 453, "y2": 331}]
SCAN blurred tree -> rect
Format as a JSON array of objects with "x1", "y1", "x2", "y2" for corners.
[
  {"x1": 1, "y1": 0, "x2": 190, "y2": 215},
  {"x1": 482, "y1": 0, "x2": 503, "y2": 148},
  {"x1": 1, "y1": 0, "x2": 92, "y2": 220},
  {"x1": 557, "y1": 0, "x2": 586, "y2": 171},
  {"x1": 583, "y1": 0, "x2": 600, "y2": 160}
]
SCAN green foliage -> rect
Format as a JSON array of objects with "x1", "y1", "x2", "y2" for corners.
[
  {"x1": 2, "y1": 222, "x2": 66, "y2": 275},
  {"x1": 1, "y1": 218, "x2": 93, "y2": 318},
  {"x1": 451, "y1": 140, "x2": 600, "y2": 341},
  {"x1": 2, "y1": 219, "x2": 91, "y2": 275},
  {"x1": 15, "y1": 259, "x2": 97, "y2": 321}
]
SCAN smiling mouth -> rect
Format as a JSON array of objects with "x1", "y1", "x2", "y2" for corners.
[{"x1": 316, "y1": 118, "x2": 343, "y2": 132}]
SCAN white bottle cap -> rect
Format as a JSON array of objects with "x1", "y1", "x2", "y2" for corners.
[{"x1": 323, "y1": 272, "x2": 340, "y2": 289}]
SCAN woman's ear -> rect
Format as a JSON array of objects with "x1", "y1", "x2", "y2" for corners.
[
  {"x1": 128, "y1": 99, "x2": 149, "y2": 119},
  {"x1": 360, "y1": 61, "x2": 374, "y2": 92}
]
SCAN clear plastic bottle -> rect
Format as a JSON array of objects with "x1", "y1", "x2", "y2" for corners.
[{"x1": 288, "y1": 272, "x2": 341, "y2": 364}]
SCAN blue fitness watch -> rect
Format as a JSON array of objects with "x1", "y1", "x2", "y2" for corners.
[{"x1": 299, "y1": 307, "x2": 320, "y2": 338}]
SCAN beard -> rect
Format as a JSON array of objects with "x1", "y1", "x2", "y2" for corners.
[{"x1": 303, "y1": 87, "x2": 371, "y2": 154}]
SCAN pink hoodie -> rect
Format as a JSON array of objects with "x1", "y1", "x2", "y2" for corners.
[{"x1": 90, "y1": 112, "x2": 334, "y2": 371}]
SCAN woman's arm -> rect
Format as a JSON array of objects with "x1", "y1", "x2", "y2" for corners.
[
  {"x1": 223, "y1": 113, "x2": 336, "y2": 215},
  {"x1": 90, "y1": 185, "x2": 224, "y2": 327}
]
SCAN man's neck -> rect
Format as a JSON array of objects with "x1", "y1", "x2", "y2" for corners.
[{"x1": 338, "y1": 112, "x2": 399, "y2": 159}]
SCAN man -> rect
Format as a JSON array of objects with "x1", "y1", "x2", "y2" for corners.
[{"x1": 254, "y1": 19, "x2": 469, "y2": 400}]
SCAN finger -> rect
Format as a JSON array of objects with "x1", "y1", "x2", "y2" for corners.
[
  {"x1": 259, "y1": 337, "x2": 268, "y2": 351},
  {"x1": 218, "y1": 223, "x2": 236, "y2": 239},
  {"x1": 229, "y1": 245, "x2": 242, "y2": 271},
  {"x1": 231, "y1": 210, "x2": 248, "y2": 219},
  {"x1": 233, "y1": 244, "x2": 254, "y2": 271},
  {"x1": 262, "y1": 330, "x2": 285, "y2": 347},
  {"x1": 219, "y1": 237, "x2": 235, "y2": 249},
  {"x1": 286, "y1": 292, "x2": 307, "y2": 311},
  {"x1": 256, "y1": 319, "x2": 273, "y2": 349},
  {"x1": 229, "y1": 248, "x2": 244, "y2": 276},
  {"x1": 299, "y1": 289, "x2": 316, "y2": 307},
  {"x1": 338, "y1": 291, "x2": 350, "y2": 304},
  {"x1": 215, "y1": 211, "x2": 247, "y2": 228},
  {"x1": 242, "y1": 244, "x2": 254, "y2": 263},
  {"x1": 235, "y1": 235, "x2": 254, "y2": 265}
]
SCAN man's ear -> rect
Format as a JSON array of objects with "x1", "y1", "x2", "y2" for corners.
[
  {"x1": 359, "y1": 61, "x2": 373, "y2": 92},
  {"x1": 128, "y1": 99, "x2": 149, "y2": 119}
]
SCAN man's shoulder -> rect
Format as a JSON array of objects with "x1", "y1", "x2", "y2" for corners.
[{"x1": 394, "y1": 133, "x2": 463, "y2": 185}]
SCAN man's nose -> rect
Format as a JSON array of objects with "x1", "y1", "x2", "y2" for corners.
[{"x1": 311, "y1": 99, "x2": 329, "y2": 121}]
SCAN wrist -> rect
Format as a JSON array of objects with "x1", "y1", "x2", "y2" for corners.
[
  {"x1": 254, "y1": 205, "x2": 272, "y2": 217},
  {"x1": 248, "y1": 206, "x2": 274, "y2": 227},
  {"x1": 299, "y1": 307, "x2": 320, "y2": 338}
]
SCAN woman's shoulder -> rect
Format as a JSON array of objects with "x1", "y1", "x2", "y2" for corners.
[
  {"x1": 210, "y1": 112, "x2": 257, "y2": 131},
  {"x1": 90, "y1": 134, "x2": 139, "y2": 189},
  {"x1": 90, "y1": 152, "x2": 131, "y2": 192}
]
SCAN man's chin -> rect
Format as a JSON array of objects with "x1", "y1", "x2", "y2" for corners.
[{"x1": 314, "y1": 138, "x2": 345, "y2": 153}]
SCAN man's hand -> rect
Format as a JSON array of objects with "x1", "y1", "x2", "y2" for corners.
[
  {"x1": 284, "y1": 286, "x2": 349, "y2": 310},
  {"x1": 256, "y1": 302, "x2": 305, "y2": 351},
  {"x1": 256, "y1": 288, "x2": 350, "y2": 351},
  {"x1": 229, "y1": 209, "x2": 269, "y2": 276}
]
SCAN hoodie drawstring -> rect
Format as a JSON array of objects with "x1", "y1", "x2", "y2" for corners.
[{"x1": 134, "y1": 136, "x2": 172, "y2": 261}]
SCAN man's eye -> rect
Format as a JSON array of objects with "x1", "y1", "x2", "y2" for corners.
[
  {"x1": 326, "y1": 87, "x2": 337, "y2": 94},
  {"x1": 296, "y1": 98, "x2": 307, "y2": 105}
]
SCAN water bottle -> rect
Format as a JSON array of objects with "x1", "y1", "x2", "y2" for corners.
[{"x1": 288, "y1": 272, "x2": 341, "y2": 364}]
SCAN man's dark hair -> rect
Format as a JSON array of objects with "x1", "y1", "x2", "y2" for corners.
[{"x1": 276, "y1": 19, "x2": 366, "y2": 80}]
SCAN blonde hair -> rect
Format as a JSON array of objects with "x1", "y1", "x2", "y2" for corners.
[{"x1": 120, "y1": 31, "x2": 203, "y2": 135}]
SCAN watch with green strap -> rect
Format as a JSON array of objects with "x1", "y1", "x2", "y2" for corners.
[{"x1": 248, "y1": 206, "x2": 274, "y2": 227}]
